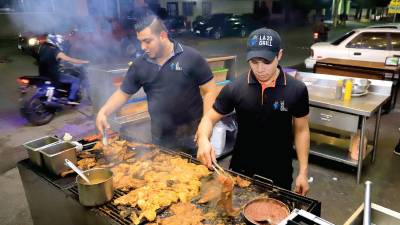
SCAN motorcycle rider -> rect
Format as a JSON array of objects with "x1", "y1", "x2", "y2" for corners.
[
  {"x1": 312, "y1": 18, "x2": 329, "y2": 42},
  {"x1": 38, "y1": 34, "x2": 89, "y2": 103}
]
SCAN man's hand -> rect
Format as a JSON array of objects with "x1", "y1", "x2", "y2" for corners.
[
  {"x1": 96, "y1": 110, "x2": 110, "y2": 135},
  {"x1": 294, "y1": 173, "x2": 309, "y2": 196},
  {"x1": 197, "y1": 137, "x2": 215, "y2": 168}
]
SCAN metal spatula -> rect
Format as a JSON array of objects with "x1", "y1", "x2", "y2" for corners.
[{"x1": 64, "y1": 159, "x2": 91, "y2": 184}]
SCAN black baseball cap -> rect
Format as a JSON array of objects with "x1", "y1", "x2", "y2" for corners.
[{"x1": 246, "y1": 28, "x2": 282, "y2": 62}]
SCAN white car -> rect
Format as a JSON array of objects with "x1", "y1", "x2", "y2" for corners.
[{"x1": 305, "y1": 26, "x2": 400, "y2": 69}]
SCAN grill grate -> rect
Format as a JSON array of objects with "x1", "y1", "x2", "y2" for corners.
[
  {"x1": 69, "y1": 186, "x2": 133, "y2": 225},
  {"x1": 65, "y1": 139, "x2": 320, "y2": 224},
  {"x1": 69, "y1": 176, "x2": 319, "y2": 225}
]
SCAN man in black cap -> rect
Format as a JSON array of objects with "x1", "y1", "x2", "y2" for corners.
[{"x1": 196, "y1": 28, "x2": 310, "y2": 195}]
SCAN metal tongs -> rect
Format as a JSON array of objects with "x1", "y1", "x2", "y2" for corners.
[
  {"x1": 211, "y1": 159, "x2": 228, "y2": 176},
  {"x1": 102, "y1": 128, "x2": 108, "y2": 146}
]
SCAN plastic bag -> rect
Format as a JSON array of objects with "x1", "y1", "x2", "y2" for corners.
[{"x1": 211, "y1": 121, "x2": 227, "y2": 156}]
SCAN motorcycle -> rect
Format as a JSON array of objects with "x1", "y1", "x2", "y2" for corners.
[
  {"x1": 312, "y1": 31, "x2": 329, "y2": 43},
  {"x1": 17, "y1": 62, "x2": 89, "y2": 126}
]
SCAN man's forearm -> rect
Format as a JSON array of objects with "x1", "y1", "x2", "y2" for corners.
[
  {"x1": 99, "y1": 89, "x2": 130, "y2": 116},
  {"x1": 295, "y1": 128, "x2": 310, "y2": 175},
  {"x1": 197, "y1": 116, "x2": 214, "y2": 142},
  {"x1": 202, "y1": 91, "x2": 217, "y2": 114},
  {"x1": 69, "y1": 58, "x2": 88, "y2": 64}
]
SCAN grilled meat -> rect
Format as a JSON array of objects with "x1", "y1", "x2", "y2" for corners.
[
  {"x1": 234, "y1": 176, "x2": 251, "y2": 188},
  {"x1": 157, "y1": 202, "x2": 204, "y2": 225},
  {"x1": 60, "y1": 158, "x2": 97, "y2": 177},
  {"x1": 113, "y1": 154, "x2": 210, "y2": 224},
  {"x1": 218, "y1": 174, "x2": 239, "y2": 217},
  {"x1": 198, "y1": 174, "x2": 239, "y2": 217}
]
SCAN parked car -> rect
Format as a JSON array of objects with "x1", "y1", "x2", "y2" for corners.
[
  {"x1": 192, "y1": 13, "x2": 248, "y2": 39},
  {"x1": 305, "y1": 26, "x2": 400, "y2": 69},
  {"x1": 239, "y1": 13, "x2": 266, "y2": 32},
  {"x1": 164, "y1": 16, "x2": 187, "y2": 36}
]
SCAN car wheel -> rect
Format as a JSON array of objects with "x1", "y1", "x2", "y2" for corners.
[
  {"x1": 213, "y1": 30, "x2": 222, "y2": 40},
  {"x1": 240, "y1": 29, "x2": 247, "y2": 38}
]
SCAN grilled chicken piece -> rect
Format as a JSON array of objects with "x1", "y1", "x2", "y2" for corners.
[
  {"x1": 198, "y1": 174, "x2": 239, "y2": 217},
  {"x1": 198, "y1": 179, "x2": 221, "y2": 204},
  {"x1": 113, "y1": 154, "x2": 211, "y2": 223},
  {"x1": 60, "y1": 158, "x2": 97, "y2": 177},
  {"x1": 158, "y1": 202, "x2": 204, "y2": 225},
  {"x1": 217, "y1": 174, "x2": 239, "y2": 217},
  {"x1": 234, "y1": 175, "x2": 251, "y2": 188}
]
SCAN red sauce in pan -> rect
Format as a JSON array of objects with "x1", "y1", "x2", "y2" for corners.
[{"x1": 244, "y1": 198, "x2": 289, "y2": 225}]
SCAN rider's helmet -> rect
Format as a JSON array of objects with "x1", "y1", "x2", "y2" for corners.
[{"x1": 46, "y1": 34, "x2": 64, "y2": 51}]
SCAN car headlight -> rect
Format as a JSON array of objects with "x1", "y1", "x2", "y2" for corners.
[
  {"x1": 28, "y1": 38, "x2": 38, "y2": 46},
  {"x1": 206, "y1": 27, "x2": 213, "y2": 31}
]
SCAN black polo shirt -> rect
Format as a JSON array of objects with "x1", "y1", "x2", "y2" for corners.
[
  {"x1": 38, "y1": 44, "x2": 61, "y2": 79},
  {"x1": 213, "y1": 66, "x2": 309, "y2": 189},
  {"x1": 121, "y1": 42, "x2": 213, "y2": 144}
]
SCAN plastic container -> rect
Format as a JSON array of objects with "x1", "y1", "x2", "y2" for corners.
[
  {"x1": 23, "y1": 136, "x2": 61, "y2": 167},
  {"x1": 211, "y1": 121, "x2": 227, "y2": 156},
  {"x1": 344, "y1": 79, "x2": 353, "y2": 101},
  {"x1": 212, "y1": 68, "x2": 229, "y2": 82},
  {"x1": 40, "y1": 142, "x2": 78, "y2": 175},
  {"x1": 336, "y1": 80, "x2": 343, "y2": 100}
]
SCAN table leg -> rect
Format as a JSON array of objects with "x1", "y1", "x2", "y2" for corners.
[
  {"x1": 357, "y1": 116, "x2": 367, "y2": 184},
  {"x1": 392, "y1": 78, "x2": 399, "y2": 109},
  {"x1": 372, "y1": 107, "x2": 382, "y2": 163}
]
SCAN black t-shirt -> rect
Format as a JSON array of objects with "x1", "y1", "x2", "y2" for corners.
[
  {"x1": 213, "y1": 66, "x2": 309, "y2": 188},
  {"x1": 121, "y1": 42, "x2": 213, "y2": 141},
  {"x1": 38, "y1": 44, "x2": 61, "y2": 79}
]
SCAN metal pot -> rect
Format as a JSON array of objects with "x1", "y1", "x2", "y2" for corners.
[
  {"x1": 351, "y1": 78, "x2": 371, "y2": 94},
  {"x1": 77, "y1": 168, "x2": 114, "y2": 206},
  {"x1": 242, "y1": 197, "x2": 290, "y2": 225}
]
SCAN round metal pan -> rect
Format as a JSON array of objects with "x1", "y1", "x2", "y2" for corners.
[{"x1": 242, "y1": 197, "x2": 290, "y2": 225}]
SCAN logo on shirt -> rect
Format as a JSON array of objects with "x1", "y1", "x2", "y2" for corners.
[
  {"x1": 273, "y1": 101, "x2": 279, "y2": 110},
  {"x1": 170, "y1": 61, "x2": 182, "y2": 71},
  {"x1": 273, "y1": 100, "x2": 288, "y2": 111}
]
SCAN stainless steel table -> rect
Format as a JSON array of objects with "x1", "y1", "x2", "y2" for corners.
[{"x1": 297, "y1": 72, "x2": 392, "y2": 183}]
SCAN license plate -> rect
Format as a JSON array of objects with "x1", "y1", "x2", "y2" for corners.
[{"x1": 196, "y1": 30, "x2": 200, "y2": 34}]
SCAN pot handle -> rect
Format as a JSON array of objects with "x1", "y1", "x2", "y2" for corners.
[{"x1": 253, "y1": 174, "x2": 274, "y2": 187}]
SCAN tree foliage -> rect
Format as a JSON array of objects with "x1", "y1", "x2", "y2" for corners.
[{"x1": 353, "y1": 0, "x2": 391, "y2": 8}]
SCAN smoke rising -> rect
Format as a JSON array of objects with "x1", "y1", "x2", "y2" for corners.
[{"x1": 7, "y1": 0, "x2": 141, "y2": 63}]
